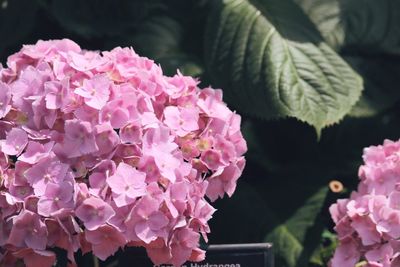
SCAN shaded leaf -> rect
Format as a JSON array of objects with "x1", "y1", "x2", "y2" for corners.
[
  {"x1": 267, "y1": 225, "x2": 303, "y2": 267},
  {"x1": 347, "y1": 56, "x2": 400, "y2": 117},
  {"x1": 131, "y1": 16, "x2": 183, "y2": 59},
  {"x1": 51, "y1": 0, "x2": 162, "y2": 37},
  {"x1": 292, "y1": 0, "x2": 343, "y2": 50},
  {"x1": 131, "y1": 16, "x2": 204, "y2": 76},
  {"x1": 205, "y1": 0, "x2": 363, "y2": 135},
  {"x1": 156, "y1": 53, "x2": 203, "y2": 77},
  {"x1": 264, "y1": 187, "x2": 329, "y2": 267},
  {"x1": 295, "y1": 0, "x2": 400, "y2": 53},
  {"x1": 309, "y1": 230, "x2": 338, "y2": 267}
]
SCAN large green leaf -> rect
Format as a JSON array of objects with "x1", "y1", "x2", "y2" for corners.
[
  {"x1": 130, "y1": 16, "x2": 183, "y2": 59},
  {"x1": 295, "y1": 0, "x2": 400, "y2": 53},
  {"x1": 265, "y1": 187, "x2": 329, "y2": 267},
  {"x1": 107, "y1": 16, "x2": 204, "y2": 77},
  {"x1": 205, "y1": 0, "x2": 363, "y2": 135},
  {"x1": 309, "y1": 230, "x2": 338, "y2": 267},
  {"x1": 346, "y1": 56, "x2": 400, "y2": 117},
  {"x1": 292, "y1": 0, "x2": 343, "y2": 50},
  {"x1": 51, "y1": 0, "x2": 162, "y2": 37}
]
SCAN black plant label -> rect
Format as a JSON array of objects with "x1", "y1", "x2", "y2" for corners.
[{"x1": 118, "y1": 243, "x2": 274, "y2": 267}]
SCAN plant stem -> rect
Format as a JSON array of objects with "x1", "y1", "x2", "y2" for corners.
[{"x1": 93, "y1": 254, "x2": 100, "y2": 267}]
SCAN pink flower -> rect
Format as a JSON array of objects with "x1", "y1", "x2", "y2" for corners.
[
  {"x1": 18, "y1": 141, "x2": 54, "y2": 164},
  {"x1": 37, "y1": 181, "x2": 74, "y2": 217},
  {"x1": 22, "y1": 38, "x2": 81, "y2": 59},
  {"x1": 85, "y1": 225, "x2": 126, "y2": 261},
  {"x1": 207, "y1": 158, "x2": 245, "y2": 201},
  {"x1": 200, "y1": 149, "x2": 223, "y2": 171},
  {"x1": 107, "y1": 162, "x2": 147, "y2": 207},
  {"x1": 389, "y1": 191, "x2": 400, "y2": 210},
  {"x1": 153, "y1": 151, "x2": 181, "y2": 183},
  {"x1": 351, "y1": 215, "x2": 381, "y2": 246},
  {"x1": 138, "y1": 156, "x2": 161, "y2": 183},
  {"x1": 165, "y1": 71, "x2": 198, "y2": 98},
  {"x1": 180, "y1": 140, "x2": 200, "y2": 160},
  {"x1": 330, "y1": 238, "x2": 361, "y2": 267},
  {"x1": 13, "y1": 249, "x2": 56, "y2": 267},
  {"x1": 145, "y1": 239, "x2": 173, "y2": 265},
  {"x1": 164, "y1": 106, "x2": 199, "y2": 137},
  {"x1": 0, "y1": 39, "x2": 247, "y2": 266},
  {"x1": 365, "y1": 243, "x2": 393, "y2": 267},
  {"x1": 62, "y1": 119, "x2": 98, "y2": 157},
  {"x1": 169, "y1": 228, "x2": 201, "y2": 267},
  {"x1": 25, "y1": 157, "x2": 70, "y2": 195},
  {"x1": 197, "y1": 93, "x2": 232, "y2": 121},
  {"x1": 1, "y1": 128, "x2": 28, "y2": 156},
  {"x1": 190, "y1": 199, "x2": 216, "y2": 241},
  {"x1": 8, "y1": 184, "x2": 33, "y2": 202},
  {"x1": 75, "y1": 197, "x2": 115, "y2": 230},
  {"x1": 94, "y1": 123, "x2": 119, "y2": 155},
  {"x1": 214, "y1": 135, "x2": 236, "y2": 164},
  {"x1": 330, "y1": 139, "x2": 400, "y2": 266},
  {"x1": 44, "y1": 79, "x2": 70, "y2": 110},
  {"x1": 143, "y1": 128, "x2": 181, "y2": 182},
  {"x1": 68, "y1": 50, "x2": 105, "y2": 72},
  {"x1": 0, "y1": 81, "x2": 11, "y2": 119},
  {"x1": 100, "y1": 100, "x2": 130, "y2": 129},
  {"x1": 74, "y1": 75, "x2": 110, "y2": 110},
  {"x1": 8, "y1": 210, "x2": 47, "y2": 250},
  {"x1": 165, "y1": 181, "x2": 189, "y2": 218},
  {"x1": 330, "y1": 199, "x2": 349, "y2": 224},
  {"x1": 126, "y1": 196, "x2": 168, "y2": 243},
  {"x1": 120, "y1": 123, "x2": 142, "y2": 144}
]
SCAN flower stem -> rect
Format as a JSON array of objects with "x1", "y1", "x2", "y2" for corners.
[{"x1": 93, "y1": 254, "x2": 100, "y2": 267}]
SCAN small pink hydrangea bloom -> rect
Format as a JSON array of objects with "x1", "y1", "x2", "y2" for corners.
[
  {"x1": 1, "y1": 128, "x2": 28, "y2": 156},
  {"x1": 107, "y1": 162, "x2": 147, "y2": 207},
  {"x1": 0, "y1": 82, "x2": 11, "y2": 119},
  {"x1": 76, "y1": 196, "x2": 115, "y2": 230},
  {"x1": 74, "y1": 74, "x2": 111, "y2": 110},
  {"x1": 330, "y1": 139, "x2": 400, "y2": 266}
]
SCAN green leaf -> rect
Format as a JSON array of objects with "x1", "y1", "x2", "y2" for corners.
[
  {"x1": 129, "y1": 16, "x2": 204, "y2": 77},
  {"x1": 205, "y1": 0, "x2": 363, "y2": 135},
  {"x1": 309, "y1": 230, "x2": 338, "y2": 267},
  {"x1": 292, "y1": 0, "x2": 343, "y2": 50},
  {"x1": 156, "y1": 54, "x2": 204, "y2": 77},
  {"x1": 0, "y1": 0, "x2": 38, "y2": 53},
  {"x1": 264, "y1": 187, "x2": 329, "y2": 267},
  {"x1": 346, "y1": 56, "x2": 400, "y2": 117},
  {"x1": 51, "y1": 0, "x2": 163, "y2": 37},
  {"x1": 130, "y1": 16, "x2": 183, "y2": 59},
  {"x1": 295, "y1": 0, "x2": 400, "y2": 53},
  {"x1": 267, "y1": 226, "x2": 303, "y2": 267}
]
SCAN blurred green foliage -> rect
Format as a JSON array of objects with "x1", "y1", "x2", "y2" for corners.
[{"x1": 1, "y1": 0, "x2": 400, "y2": 266}]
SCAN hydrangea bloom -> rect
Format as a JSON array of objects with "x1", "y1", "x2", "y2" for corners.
[
  {"x1": 330, "y1": 139, "x2": 400, "y2": 267},
  {"x1": 0, "y1": 39, "x2": 247, "y2": 267}
]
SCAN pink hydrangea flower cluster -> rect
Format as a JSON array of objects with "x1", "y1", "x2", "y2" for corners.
[
  {"x1": 330, "y1": 139, "x2": 400, "y2": 267},
  {"x1": 0, "y1": 39, "x2": 247, "y2": 267}
]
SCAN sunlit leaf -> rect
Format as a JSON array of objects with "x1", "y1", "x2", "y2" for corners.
[{"x1": 205, "y1": 0, "x2": 363, "y2": 135}]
